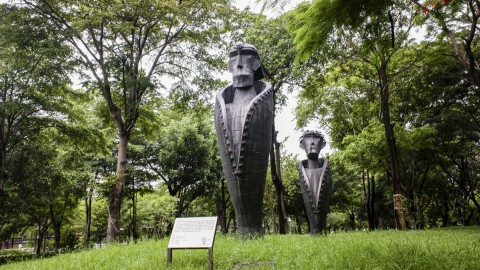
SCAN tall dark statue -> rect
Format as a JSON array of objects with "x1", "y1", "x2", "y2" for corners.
[
  {"x1": 214, "y1": 42, "x2": 273, "y2": 238},
  {"x1": 298, "y1": 131, "x2": 332, "y2": 233}
]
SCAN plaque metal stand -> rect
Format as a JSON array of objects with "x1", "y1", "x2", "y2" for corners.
[{"x1": 166, "y1": 216, "x2": 218, "y2": 270}]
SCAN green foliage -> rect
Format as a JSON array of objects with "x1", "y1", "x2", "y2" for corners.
[
  {"x1": 146, "y1": 115, "x2": 222, "y2": 217},
  {"x1": 328, "y1": 153, "x2": 363, "y2": 228},
  {"x1": 244, "y1": 14, "x2": 297, "y2": 104},
  {"x1": 0, "y1": 4, "x2": 109, "y2": 244},
  {"x1": 340, "y1": 121, "x2": 388, "y2": 173},
  {"x1": 0, "y1": 250, "x2": 40, "y2": 265},
  {"x1": 0, "y1": 132, "x2": 82, "y2": 251},
  {"x1": 295, "y1": 57, "x2": 380, "y2": 148},
  {"x1": 21, "y1": 0, "x2": 237, "y2": 241},
  {"x1": 286, "y1": 0, "x2": 480, "y2": 229},
  {"x1": 90, "y1": 198, "x2": 109, "y2": 245},
  {"x1": 136, "y1": 189, "x2": 177, "y2": 238},
  {"x1": 288, "y1": 0, "x2": 395, "y2": 61},
  {"x1": 0, "y1": 0, "x2": 477, "y2": 247}
]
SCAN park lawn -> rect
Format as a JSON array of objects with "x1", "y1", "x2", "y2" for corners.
[{"x1": 1, "y1": 227, "x2": 479, "y2": 270}]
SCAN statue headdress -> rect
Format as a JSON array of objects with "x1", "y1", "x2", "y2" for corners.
[
  {"x1": 228, "y1": 42, "x2": 265, "y2": 80},
  {"x1": 299, "y1": 130, "x2": 326, "y2": 149}
]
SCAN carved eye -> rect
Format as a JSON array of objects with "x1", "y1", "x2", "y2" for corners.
[{"x1": 227, "y1": 55, "x2": 260, "y2": 72}]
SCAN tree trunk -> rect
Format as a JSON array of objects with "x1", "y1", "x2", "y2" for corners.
[
  {"x1": 53, "y1": 223, "x2": 61, "y2": 253},
  {"x1": 85, "y1": 187, "x2": 92, "y2": 248},
  {"x1": 274, "y1": 135, "x2": 288, "y2": 233},
  {"x1": 349, "y1": 211, "x2": 356, "y2": 230},
  {"x1": 0, "y1": 147, "x2": 7, "y2": 209},
  {"x1": 0, "y1": 82, "x2": 7, "y2": 208},
  {"x1": 271, "y1": 191, "x2": 277, "y2": 234},
  {"x1": 107, "y1": 132, "x2": 128, "y2": 242},
  {"x1": 405, "y1": 163, "x2": 416, "y2": 228},
  {"x1": 441, "y1": 194, "x2": 449, "y2": 227},
  {"x1": 227, "y1": 208, "x2": 235, "y2": 233},
  {"x1": 470, "y1": 192, "x2": 480, "y2": 217},
  {"x1": 379, "y1": 61, "x2": 407, "y2": 230},
  {"x1": 368, "y1": 173, "x2": 376, "y2": 230},
  {"x1": 232, "y1": 210, "x2": 237, "y2": 232},
  {"x1": 361, "y1": 170, "x2": 376, "y2": 230},
  {"x1": 35, "y1": 219, "x2": 50, "y2": 255},
  {"x1": 415, "y1": 167, "x2": 428, "y2": 229},
  {"x1": 295, "y1": 215, "x2": 302, "y2": 234},
  {"x1": 269, "y1": 125, "x2": 288, "y2": 234},
  {"x1": 48, "y1": 204, "x2": 63, "y2": 253},
  {"x1": 36, "y1": 232, "x2": 43, "y2": 255},
  {"x1": 131, "y1": 182, "x2": 138, "y2": 241},
  {"x1": 216, "y1": 179, "x2": 228, "y2": 233}
]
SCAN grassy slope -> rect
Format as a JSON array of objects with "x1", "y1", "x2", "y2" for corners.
[{"x1": 2, "y1": 228, "x2": 479, "y2": 270}]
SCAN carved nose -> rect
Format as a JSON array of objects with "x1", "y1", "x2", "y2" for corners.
[{"x1": 236, "y1": 57, "x2": 243, "y2": 69}]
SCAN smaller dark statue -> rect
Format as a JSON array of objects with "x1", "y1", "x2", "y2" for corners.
[{"x1": 298, "y1": 130, "x2": 332, "y2": 233}]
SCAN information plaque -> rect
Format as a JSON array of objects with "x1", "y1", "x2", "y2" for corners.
[{"x1": 167, "y1": 216, "x2": 218, "y2": 270}]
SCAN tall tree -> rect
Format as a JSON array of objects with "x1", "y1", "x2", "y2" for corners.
[
  {"x1": 23, "y1": 0, "x2": 231, "y2": 241},
  {"x1": 0, "y1": 4, "x2": 73, "y2": 210},
  {"x1": 288, "y1": 0, "x2": 424, "y2": 229},
  {"x1": 8, "y1": 130, "x2": 85, "y2": 253}
]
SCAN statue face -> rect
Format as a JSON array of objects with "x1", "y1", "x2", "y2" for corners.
[
  {"x1": 228, "y1": 54, "x2": 261, "y2": 89},
  {"x1": 301, "y1": 134, "x2": 324, "y2": 160}
]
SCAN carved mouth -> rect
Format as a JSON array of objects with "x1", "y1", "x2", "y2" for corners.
[{"x1": 233, "y1": 75, "x2": 252, "y2": 87}]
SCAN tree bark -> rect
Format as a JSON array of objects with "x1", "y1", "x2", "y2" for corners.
[
  {"x1": 295, "y1": 215, "x2": 302, "y2": 234},
  {"x1": 52, "y1": 223, "x2": 61, "y2": 253},
  {"x1": 441, "y1": 193, "x2": 449, "y2": 227},
  {"x1": 414, "y1": 167, "x2": 428, "y2": 229},
  {"x1": 361, "y1": 170, "x2": 376, "y2": 230},
  {"x1": 35, "y1": 218, "x2": 50, "y2": 255},
  {"x1": 0, "y1": 77, "x2": 9, "y2": 208},
  {"x1": 49, "y1": 202, "x2": 67, "y2": 253},
  {"x1": 35, "y1": 231, "x2": 44, "y2": 255},
  {"x1": 269, "y1": 128, "x2": 288, "y2": 234},
  {"x1": 268, "y1": 84, "x2": 288, "y2": 233},
  {"x1": 131, "y1": 180, "x2": 138, "y2": 241},
  {"x1": 367, "y1": 173, "x2": 376, "y2": 230},
  {"x1": 0, "y1": 148, "x2": 6, "y2": 209},
  {"x1": 470, "y1": 192, "x2": 480, "y2": 217},
  {"x1": 107, "y1": 132, "x2": 128, "y2": 242},
  {"x1": 348, "y1": 210, "x2": 356, "y2": 230},
  {"x1": 379, "y1": 61, "x2": 407, "y2": 230},
  {"x1": 216, "y1": 179, "x2": 228, "y2": 233},
  {"x1": 85, "y1": 187, "x2": 93, "y2": 248}
]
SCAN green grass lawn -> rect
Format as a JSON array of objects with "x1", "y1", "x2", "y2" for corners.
[{"x1": 2, "y1": 227, "x2": 479, "y2": 270}]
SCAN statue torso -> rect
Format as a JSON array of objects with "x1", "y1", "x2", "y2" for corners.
[
  {"x1": 225, "y1": 87, "x2": 257, "y2": 160},
  {"x1": 215, "y1": 81, "x2": 272, "y2": 168},
  {"x1": 304, "y1": 168, "x2": 322, "y2": 195}
]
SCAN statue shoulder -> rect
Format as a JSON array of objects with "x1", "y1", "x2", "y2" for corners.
[
  {"x1": 253, "y1": 81, "x2": 272, "y2": 95},
  {"x1": 217, "y1": 85, "x2": 235, "y2": 104},
  {"x1": 319, "y1": 158, "x2": 329, "y2": 167},
  {"x1": 298, "y1": 160, "x2": 308, "y2": 169}
]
